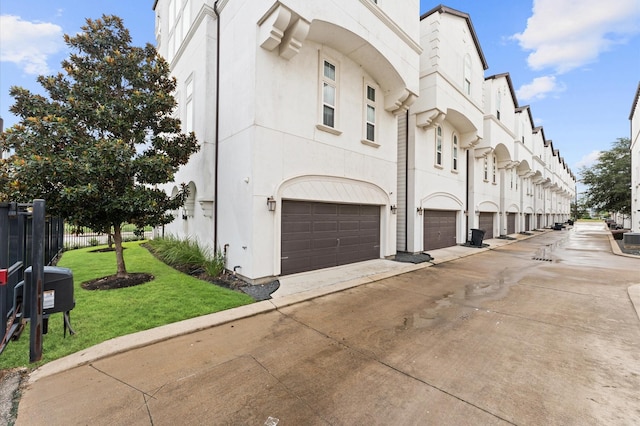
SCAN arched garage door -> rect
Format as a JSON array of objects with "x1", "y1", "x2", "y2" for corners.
[
  {"x1": 424, "y1": 210, "x2": 457, "y2": 251},
  {"x1": 281, "y1": 201, "x2": 380, "y2": 275},
  {"x1": 479, "y1": 212, "x2": 494, "y2": 239}
]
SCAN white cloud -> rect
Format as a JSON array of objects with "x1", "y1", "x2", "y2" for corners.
[
  {"x1": 516, "y1": 75, "x2": 565, "y2": 101},
  {"x1": 575, "y1": 150, "x2": 601, "y2": 169},
  {"x1": 0, "y1": 15, "x2": 64, "y2": 75},
  {"x1": 512, "y1": 0, "x2": 640, "y2": 73}
]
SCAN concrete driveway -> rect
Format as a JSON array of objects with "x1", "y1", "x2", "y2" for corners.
[{"x1": 16, "y1": 223, "x2": 640, "y2": 425}]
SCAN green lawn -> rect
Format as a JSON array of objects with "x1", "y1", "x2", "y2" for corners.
[{"x1": 0, "y1": 241, "x2": 254, "y2": 370}]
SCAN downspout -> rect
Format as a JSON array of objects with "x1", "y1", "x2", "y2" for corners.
[
  {"x1": 404, "y1": 110, "x2": 409, "y2": 252},
  {"x1": 213, "y1": 1, "x2": 221, "y2": 255},
  {"x1": 465, "y1": 149, "x2": 470, "y2": 241}
]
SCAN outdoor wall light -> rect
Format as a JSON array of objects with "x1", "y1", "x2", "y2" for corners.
[
  {"x1": 390, "y1": 205, "x2": 397, "y2": 214},
  {"x1": 416, "y1": 207, "x2": 423, "y2": 215},
  {"x1": 267, "y1": 196, "x2": 276, "y2": 212}
]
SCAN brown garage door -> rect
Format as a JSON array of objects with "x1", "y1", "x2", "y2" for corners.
[
  {"x1": 424, "y1": 210, "x2": 457, "y2": 251},
  {"x1": 479, "y1": 212, "x2": 494, "y2": 239},
  {"x1": 525, "y1": 214, "x2": 531, "y2": 231},
  {"x1": 507, "y1": 213, "x2": 516, "y2": 234},
  {"x1": 281, "y1": 201, "x2": 380, "y2": 275}
]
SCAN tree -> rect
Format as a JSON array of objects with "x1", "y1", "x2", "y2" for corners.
[
  {"x1": 0, "y1": 15, "x2": 199, "y2": 278},
  {"x1": 580, "y1": 137, "x2": 631, "y2": 216}
]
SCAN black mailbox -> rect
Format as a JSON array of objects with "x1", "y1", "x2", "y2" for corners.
[{"x1": 23, "y1": 266, "x2": 75, "y2": 318}]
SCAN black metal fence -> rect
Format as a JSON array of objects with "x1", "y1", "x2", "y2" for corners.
[
  {"x1": 63, "y1": 226, "x2": 153, "y2": 250},
  {"x1": 1, "y1": 201, "x2": 64, "y2": 358}
]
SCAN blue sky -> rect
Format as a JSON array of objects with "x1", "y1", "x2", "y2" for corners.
[{"x1": 1, "y1": 0, "x2": 639, "y2": 175}]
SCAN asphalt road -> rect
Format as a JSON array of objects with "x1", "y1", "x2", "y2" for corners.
[{"x1": 16, "y1": 223, "x2": 640, "y2": 425}]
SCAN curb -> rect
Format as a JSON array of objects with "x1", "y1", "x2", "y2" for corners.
[{"x1": 25, "y1": 228, "x2": 548, "y2": 383}]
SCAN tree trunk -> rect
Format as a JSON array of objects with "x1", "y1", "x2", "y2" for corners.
[{"x1": 113, "y1": 224, "x2": 128, "y2": 278}]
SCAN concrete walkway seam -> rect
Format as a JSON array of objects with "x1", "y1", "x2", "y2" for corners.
[{"x1": 26, "y1": 229, "x2": 547, "y2": 383}]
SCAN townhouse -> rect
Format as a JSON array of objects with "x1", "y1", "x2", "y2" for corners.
[
  {"x1": 631, "y1": 83, "x2": 640, "y2": 233},
  {"x1": 153, "y1": 1, "x2": 575, "y2": 283}
]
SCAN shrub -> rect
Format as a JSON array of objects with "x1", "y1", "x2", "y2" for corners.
[{"x1": 147, "y1": 235, "x2": 225, "y2": 276}]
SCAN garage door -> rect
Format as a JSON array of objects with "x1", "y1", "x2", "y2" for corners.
[
  {"x1": 424, "y1": 210, "x2": 457, "y2": 251},
  {"x1": 479, "y1": 212, "x2": 494, "y2": 239},
  {"x1": 281, "y1": 201, "x2": 380, "y2": 275},
  {"x1": 525, "y1": 214, "x2": 531, "y2": 231},
  {"x1": 506, "y1": 213, "x2": 516, "y2": 234}
]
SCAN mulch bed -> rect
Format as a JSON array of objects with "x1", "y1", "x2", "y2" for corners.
[{"x1": 81, "y1": 273, "x2": 154, "y2": 290}]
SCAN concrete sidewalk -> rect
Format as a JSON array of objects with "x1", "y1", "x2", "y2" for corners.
[
  {"x1": 8, "y1": 223, "x2": 640, "y2": 425},
  {"x1": 25, "y1": 232, "x2": 536, "y2": 383}
]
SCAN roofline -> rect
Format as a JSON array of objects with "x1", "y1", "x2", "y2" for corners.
[
  {"x1": 630, "y1": 81, "x2": 640, "y2": 120},
  {"x1": 486, "y1": 72, "x2": 518, "y2": 109},
  {"x1": 421, "y1": 4, "x2": 489, "y2": 70},
  {"x1": 515, "y1": 105, "x2": 535, "y2": 130}
]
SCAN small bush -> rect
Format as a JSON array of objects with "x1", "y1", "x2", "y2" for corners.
[{"x1": 147, "y1": 235, "x2": 225, "y2": 276}]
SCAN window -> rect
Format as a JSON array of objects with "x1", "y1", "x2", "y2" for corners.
[
  {"x1": 365, "y1": 85, "x2": 376, "y2": 142},
  {"x1": 435, "y1": 126, "x2": 442, "y2": 166},
  {"x1": 185, "y1": 76, "x2": 194, "y2": 133},
  {"x1": 510, "y1": 168, "x2": 514, "y2": 189},
  {"x1": 322, "y1": 60, "x2": 337, "y2": 128},
  {"x1": 483, "y1": 157, "x2": 488, "y2": 181},
  {"x1": 452, "y1": 135, "x2": 458, "y2": 171},
  {"x1": 167, "y1": 0, "x2": 191, "y2": 62},
  {"x1": 496, "y1": 91, "x2": 501, "y2": 120},
  {"x1": 463, "y1": 54, "x2": 471, "y2": 95},
  {"x1": 492, "y1": 155, "x2": 496, "y2": 184}
]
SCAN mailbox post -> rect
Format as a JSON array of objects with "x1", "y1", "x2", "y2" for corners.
[{"x1": 29, "y1": 199, "x2": 45, "y2": 363}]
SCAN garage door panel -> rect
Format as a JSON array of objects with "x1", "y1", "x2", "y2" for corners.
[
  {"x1": 479, "y1": 212, "x2": 494, "y2": 239},
  {"x1": 507, "y1": 213, "x2": 516, "y2": 234},
  {"x1": 424, "y1": 210, "x2": 457, "y2": 251},
  {"x1": 312, "y1": 237, "x2": 339, "y2": 250},
  {"x1": 281, "y1": 201, "x2": 381, "y2": 275}
]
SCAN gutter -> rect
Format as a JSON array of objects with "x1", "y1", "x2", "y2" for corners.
[{"x1": 213, "y1": 1, "x2": 221, "y2": 254}]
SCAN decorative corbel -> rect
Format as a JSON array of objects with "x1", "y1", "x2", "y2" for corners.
[
  {"x1": 416, "y1": 109, "x2": 445, "y2": 129},
  {"x1": 384, "y1": 88, "x2": 417, "y2": 115},
  {"x1": 258, "y1": 4, "x2": 292, "y2": 51},
  {"x1": 258, "y1": 3, "x2": 309, "y2": 60},
  {"x1": 279, "y1": 17, "x2": 310, "y2": 60},
  {"x1": 474, "y1": 146, "x2": 494, "y2": 158}
]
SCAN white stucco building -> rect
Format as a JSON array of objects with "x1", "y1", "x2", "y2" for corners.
[
  {"x1": 631, "y1": 83, "x2": 640, "y2": 232},
  {"x1": 153, "y1": 1, "x2": 575, "y2": 283}
]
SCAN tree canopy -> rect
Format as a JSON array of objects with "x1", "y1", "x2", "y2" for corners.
[
  {"x1": 0, "y1": 15, "x2": 199, "y2": 277},
  {"x1": 580, "y1": 137, "x2": 631, "y2": 216}
]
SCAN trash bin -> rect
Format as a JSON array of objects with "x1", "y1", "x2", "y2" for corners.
[{"x1": 470, "y1": 228, "x2": 485, "y2": 246}]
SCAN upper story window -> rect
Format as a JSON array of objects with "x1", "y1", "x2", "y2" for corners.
[
  {"x1": 435, "y1": 126, "x2": 443, "y2": 166},
  {"x1": 167, "y1": 0, "x2": 191, "y2": 62},
  {"x1": 364, "y1": 84, "x2": 376, "y2": 142},
  {"x1": 483, "y1": 157, "x2": 488, "y2": 181},
  {"x1": 463, "y1": 54, "x2": 471, "y2": 95},
  {"x1": 496, "y1": 91, "x2": 502, "y2": 120},
  {"x1": 492, "y1": 155, "x2": 497, "y2": 184},
  {"x1": 452, "y1": 135, "x2": 458, "y2": 171},
  {"x1": 322, "y1": 59, "x2": 337, "y2": 128},
  {"x1": 185, "y1": 75, "x2": 194, "y2": 133}
]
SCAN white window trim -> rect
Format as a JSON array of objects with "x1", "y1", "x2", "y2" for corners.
[
  {"x1": 361, "y1": 80, "x2": 380, "y2": 148},
  {"x1": 451, "y1": 134, "x2": 459, "y2": 172},
  {"x1": 317, "y1": 53, "x2": 341, "y2": 135},
  {"x1": 483, "y1": 157, "x2": 489, "y2": 182},
  {"x1": 185, "y1": 73, "x2": 194, "y2": 134},
  {"x1": 435, "y1": 126, "x2": 443, "y2": 168},
  {"x1": 492, "y1": 155, "x2": 497, "y2": 184}
]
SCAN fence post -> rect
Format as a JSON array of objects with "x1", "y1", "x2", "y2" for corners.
[
  {"x1": 0, "y1": 203, "x2": 9, "y2": 347},
  {"x1": 29, "y1": 199, "x2": 45, "y2": 363}
]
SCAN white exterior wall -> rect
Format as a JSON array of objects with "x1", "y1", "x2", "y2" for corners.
[
  {"x1": 156, "y1": 0, "x2": 420, "y2": 281},
  {"x1": 407, "y1": 8, "x2": 485, "y2": 252},
  {"x1": 154, "y1": 1, "x2": 578, "y2": 281},
  {"x1": 631, "y1": 85, "x2": 640, "y2": 232}
]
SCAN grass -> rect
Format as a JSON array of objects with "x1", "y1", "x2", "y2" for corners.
[{"x1": 0, "y1": 240, "x2": 254, "y2": 370}]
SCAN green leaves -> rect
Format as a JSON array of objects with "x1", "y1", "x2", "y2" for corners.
[
  {"x1": 580, "y1": 137, "x2": 631, "y2": 216},
  {"x1": 0, "y1": 14, "x2": 200, "y2": 274}
]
